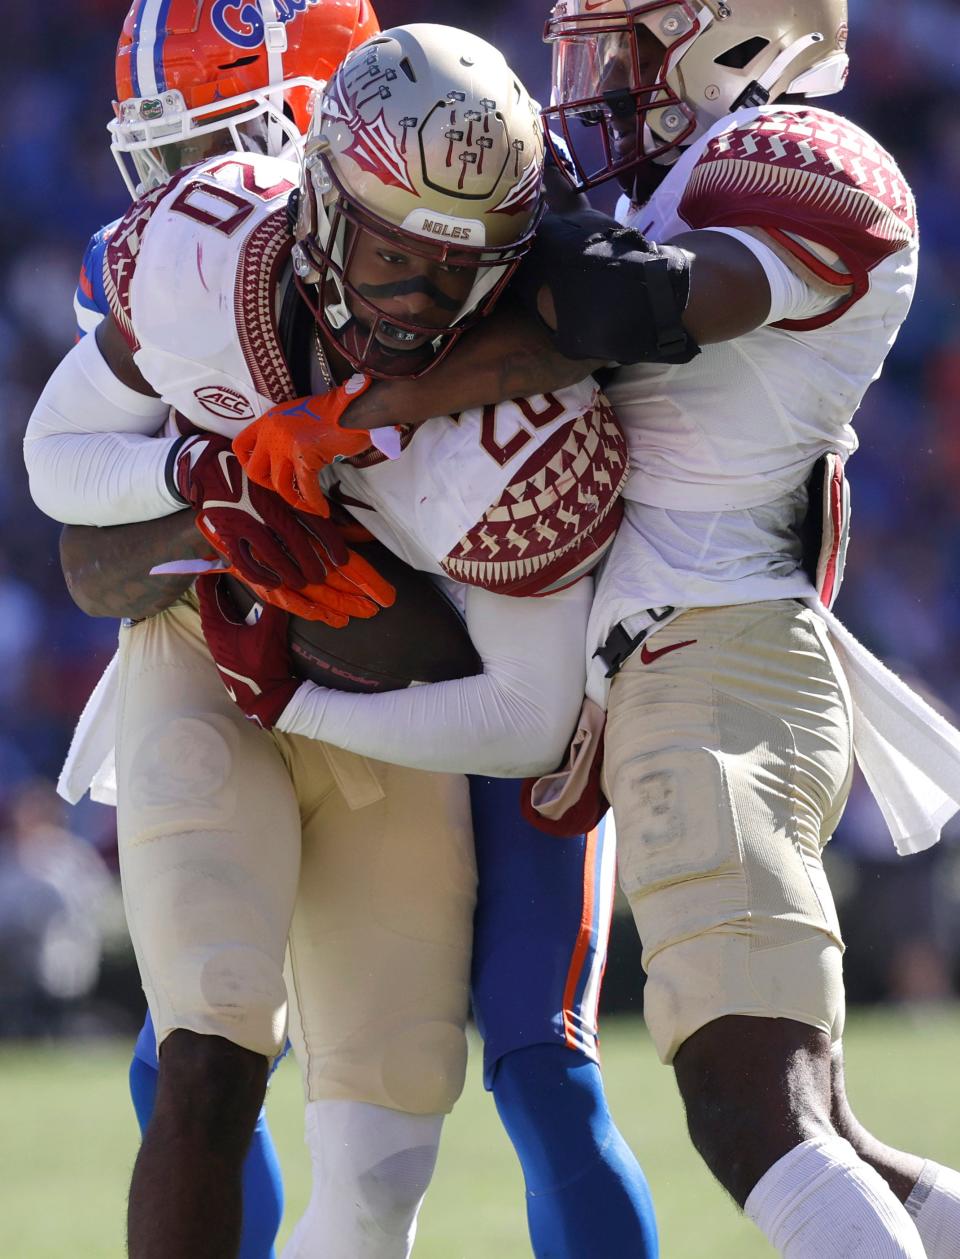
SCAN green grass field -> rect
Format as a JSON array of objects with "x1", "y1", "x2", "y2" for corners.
[{"x1": 1, "y1": 1008, "x2": 957, "y2": 1257}]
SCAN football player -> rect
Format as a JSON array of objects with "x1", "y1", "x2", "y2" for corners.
[
  {"x1": 71, "y1": 3, "x2": 377, "y2": 1256},
  {"x1": 27, "y1": 23, "x2": 658, "y2": 1259},
  {"x1": 248, "y1": 3, "x2": 960, "y2": 1257}
]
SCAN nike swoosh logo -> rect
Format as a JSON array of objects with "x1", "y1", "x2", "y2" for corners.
[
  {"x1": 639, "y1": 638, "x2": 697, "y2": 665},
  {"x1": 583, "y1": 0, "x2": 612, "y2": 8}
]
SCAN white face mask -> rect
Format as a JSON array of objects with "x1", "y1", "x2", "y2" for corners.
[{"x1": 109, "y1": 81, "x2": 314, "y2": 198}]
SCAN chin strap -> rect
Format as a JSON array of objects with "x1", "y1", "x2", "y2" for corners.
[
  {"x1": 260, "y1": 0, "x2": 289, "y2": 157},
  {"x1": 732, "y1": 31, "x2": 829, "y2": 111}
]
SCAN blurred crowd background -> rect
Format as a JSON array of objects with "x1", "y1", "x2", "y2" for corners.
[{"x1": 1, "y1": 0, "x2": 958, "y2": 1037}]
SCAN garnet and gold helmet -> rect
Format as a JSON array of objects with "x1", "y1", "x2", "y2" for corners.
[
  {"x1": 543, "y1": 0, "x2": 849, "y2": 192},
  {"x1": 110, "y1": 0, "x2": 380, "y2": 196},
  {"x1": 292, "y1": 23, "x2": 545, "y2": 377}
]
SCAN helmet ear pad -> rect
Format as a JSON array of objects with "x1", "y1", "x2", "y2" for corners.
[{"x1": 285, "y1": 187, "x2": 302, "y2": 240}]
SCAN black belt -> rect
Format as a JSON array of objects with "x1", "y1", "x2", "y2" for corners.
[{"x1": 595, "y1": 606, "x2": 676, "y2": 678}]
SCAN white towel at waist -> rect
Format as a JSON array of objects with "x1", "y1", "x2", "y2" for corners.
[
  {"x1": 808, "y1": 599, "x2": 960, "y2": 855},
  {"x1": 58, "y1": 648, "x2": 120, "y2": 807},
  {"x1": 60, "y1": 603, "x2": 960, "y2": 853}
]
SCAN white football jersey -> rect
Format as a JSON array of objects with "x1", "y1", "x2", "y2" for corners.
[
  {"x1": 325, "y1": 387, "x2": 626, "y2": 597},
  {"x1": 586, "y1": 105, "x2": 919, "y2": 702},
  {"x1": 104, "y1": 153, "x2": 301, "y2": 435},
  {"x1": 103, "y1": 151, "x2": 627, "y2": 597}
]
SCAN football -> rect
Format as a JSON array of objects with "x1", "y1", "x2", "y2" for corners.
[{"x1": 223, "y1": 537, "x2": 481, "y2": 693}]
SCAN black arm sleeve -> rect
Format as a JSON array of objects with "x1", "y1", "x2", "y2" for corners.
[{"x1": 513, "y1": 210, "x2": 700, "y2": 367}]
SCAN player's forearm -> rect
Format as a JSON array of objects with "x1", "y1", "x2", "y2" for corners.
[
  {"x1": 277, "y1": 671, "x2": 577, "y2": 776},
  {"x1": 24, "y1": 332, "x2": 179, "y2": 526},
  {"x1": 275, "y1": 581, "x2": 591, "y2": 776},
  {"x1": 340, "y1": 305, "x2": 604, "y2": 431},
  {"x1": 60, "y1": 511, "x2": 208, "y2": 619}
]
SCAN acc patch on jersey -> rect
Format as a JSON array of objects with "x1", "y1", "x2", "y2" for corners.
[
  {"x1": 193, "y1": 385, "x2": 256, "y2": 421},
  {"x1": 442, "y1": 393, "x2": 627, "y2": 596}
]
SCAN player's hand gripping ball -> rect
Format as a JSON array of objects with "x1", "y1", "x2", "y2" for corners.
[
  {"x1": 174, "y1": 431, "x2": 347, "y2": 586},
  {"x1": 197, "y1": 572, "x2": 301, "y2": 729},
  {"x1": 207, "y1": 536, "x2": 482, "y2": 702},
  {"x1": 174, "y1": 431, "x2": 394, "y2": 627},
  {"x1": 233, "y1": 377, "x2": 376, "y2": 515}
]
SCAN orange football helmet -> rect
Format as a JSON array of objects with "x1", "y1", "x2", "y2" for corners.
[{"x1": 110, "y1": 0, "x2": 380, "y2": 196}]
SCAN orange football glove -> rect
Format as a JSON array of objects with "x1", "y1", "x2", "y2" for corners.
[
  {"x1": 234, "y1": 377, "x2": 375, "y2": 515},
  {"x1": 247, "y1": 548, "x2": 396, "y2": 628}
]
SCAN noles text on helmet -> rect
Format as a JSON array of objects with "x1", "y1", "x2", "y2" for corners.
[{"x1": 291, "y1": 23, "x2": 547, "y2": 377}]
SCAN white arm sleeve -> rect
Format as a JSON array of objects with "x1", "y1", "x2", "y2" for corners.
[
  {"x1": 699, "y1": 227, "x2": 842, "y2": 325},
  {"x1": 24, "y1": 331, "x2": 182, "y2": 526},
  {"x1": 275, "y1": 578, "x2": 592, "y2": 777}
]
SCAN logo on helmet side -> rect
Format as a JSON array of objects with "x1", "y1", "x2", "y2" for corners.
[
  {"x1": 491, "y1": 156, "x2": 542, "y2": 217},
  {"x1": 332, "y1": 50, "x2": 419, "y2": 195},
  {"x1": 194, "y1": 386, "x2": 256, "y2": 421},
  {"x1": 212, "y1": 0, "x2": 323, "y2": 50}
]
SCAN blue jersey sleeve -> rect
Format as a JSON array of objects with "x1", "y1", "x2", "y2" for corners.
[{"x1": 74, "y1": 221, "x2": 118, "y2": 339}]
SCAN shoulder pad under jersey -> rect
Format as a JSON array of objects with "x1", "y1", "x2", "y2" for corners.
[
  {"x1": 74, "y1": 220, "x2": 118, "y2": 338},
  {"x1": 441, "y1": 384, "x2": 628, "y2": 596},
  {"x1": 102, "y1": 153, "x2": 299, "y2": 428},
  {"x1": 677, "y1": 106, "x2": 917, "y2": 327},
  {"x1": 332, "y1": 381, "x2": 627, "y2": 596},
  {"x1": 102, "y1": 169, "x2": 190, "y2": 352}
]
